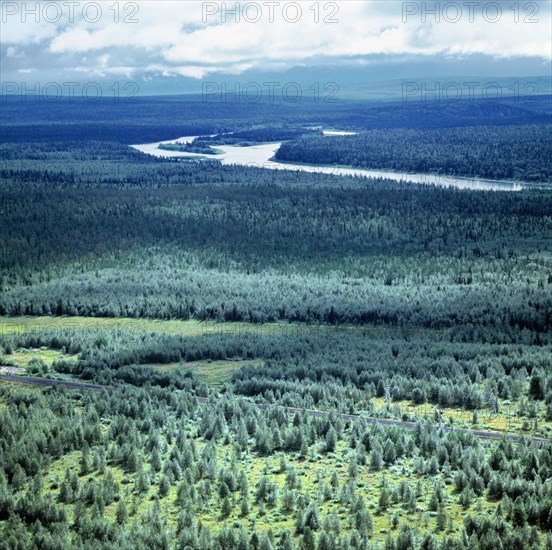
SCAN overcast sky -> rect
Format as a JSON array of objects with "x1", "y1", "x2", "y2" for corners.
[{"x1": 2, "y1": 0, "x2": 551, "y2": 86}]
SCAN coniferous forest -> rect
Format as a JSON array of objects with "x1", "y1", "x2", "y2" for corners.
[
  {"x1": 1, "y1": 95, "x2": 552, "y2": 549},
  {"x1": 275, "y1": 125, "x2": 552, "y2": 182}
]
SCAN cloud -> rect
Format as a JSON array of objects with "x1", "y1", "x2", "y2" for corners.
[
  {"x1": 1, "y1": 1, "x2": 550, "y2": 80},
  {"x1": 6, "y1": 46, "x2": 24, "y2": 58}
]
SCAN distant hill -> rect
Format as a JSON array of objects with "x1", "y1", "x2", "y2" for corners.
[{"x1": 0, "y1": 91, "x2": 550, "y2": 144}]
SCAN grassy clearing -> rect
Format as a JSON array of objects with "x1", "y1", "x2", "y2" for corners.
[
  {"x1": 0, "y1": 316, "x2": 250, "y2": 336},
  {"x1": 3, "y1": 347, "x2": 76, "y2": 369},
  {"x1": 0, "y1": 315, "x2": 407, "y2": 339},
  {"x1": 150, "y1": 359, "x2": 264, "y2": 387},
  {"x1": 0, "y1": 347, "x2": 79, "y2": 383}
]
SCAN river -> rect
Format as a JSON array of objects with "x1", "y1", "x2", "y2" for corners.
[{"x1": 131, "y1": 131, "x2": 525, "y2": 191}]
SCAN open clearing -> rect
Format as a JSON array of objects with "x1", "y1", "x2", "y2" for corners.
[
  {"x1": 0, "y1": 315, "x2": 409, "y2": 339},
  {"x1": 150, "y1": 359, "x2": 264, "y2": 387}
]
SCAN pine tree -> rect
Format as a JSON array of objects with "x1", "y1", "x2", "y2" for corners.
[
  {"x1": 304, "y1": 505, "x2": 321, "y2": 531},
  {"x1": 278, "y1": 530, "x2": 294, "y2": 550},
  {"x1": 396, "y1": 524, "x2": 414, "y2": 550},
  {"x1": 512, "y1": 496, "x2": 527, "y2": 527},
  {"x1": 221, "y1": 496, "x2": 232, "y2": 518},
  {"x1": 436, "y1": 504, "x2": 446, "y2": 532},
  {"x1": 371, "y1": 448, "x2": 383, "y2": 471},
  {"x1": 240, "y1": 496, "x2": 250, "y2": 517},
  {"x1": 151, "y1": 448, "x2": 162, "y2": 472},
  {"x1": 420, "y1": 533, "x2": 438, "y2": 550},
  {"x1": 159, "y1": 475, "x2": 170, "y2": 498},
  {"x1": 302, "y1": 526, "x2": 316, "y2": 550},
  {"x1": 259, "y1": 533, "x2": 274, "y2": 550},
  {"x1": 324, "y1": 427, "x2": 337, "y2": 453},
  {"x1": 80, "y1": 443, "x2": 90, "y2": 475},
  {"x1": 116, "y1": 499, "x2": 127, "y2": 525},
  {"x1": 379, "y1": 486, "x2": 391, "y2": 511}
]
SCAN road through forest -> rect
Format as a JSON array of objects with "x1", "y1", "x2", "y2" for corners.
[{"x1": 1, "y1": 374, "x2": 547, "y2": 444}]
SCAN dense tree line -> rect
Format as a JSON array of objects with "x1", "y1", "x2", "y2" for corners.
[
  {"x1": 192, "y1": 127, "x2": 324, "y2": 146},
  {"x1": 159, "y1": 126, "x2": 324, "y2": 155},
  {"x1": 275, "y1": 125, "x2": 552, "y2": 182},
  {"x1": 1, "y1": 142, "x2": 552, "y2": 340},
  {"x1": 158, "y1": 143, "x2": 220, "y2": 155},
  {"x1": 2, "y1": 252, "x2": 550, "y2": 338}
]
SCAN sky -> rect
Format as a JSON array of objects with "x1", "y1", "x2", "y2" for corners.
[{"x1": 1, "y1": 0, "x2": 551, "y2": 95}]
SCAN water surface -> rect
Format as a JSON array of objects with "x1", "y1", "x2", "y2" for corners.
[{"x1": 131, "y1": 132, "x2": 525, "y2": 191}]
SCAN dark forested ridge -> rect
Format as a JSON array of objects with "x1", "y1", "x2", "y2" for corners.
[
  {"x1": 275, "y1": 125, "x2": 552, "y2": 182},
  {"x1": 1, "y1": 94, "x2": 550, "y2": 143}
]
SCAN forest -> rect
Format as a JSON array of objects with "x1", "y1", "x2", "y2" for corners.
[
  {"x1": 158, "y1": 142, "x2": 220, "y2": 155},
  {"x1": 275, "y1": 125, "x2": 552, "y2": 182},
  {"x1": 157, "y1": 127, "x2": 323, "y2": 155},
  {"x1": 0, "y1": 327, "x2": 551, "y2": 549},
  {"x1": 1, "y1": 141, "x2": 552, "y2": 337},
  {"x1": 2, "y1": 94, "x2": 550, "y2": 143},
  {"x1": 1, "y1": 95, "x2": 552, "y2": 548},
  {"x1": 191, "y1": 128, "x2": 324, "y2": 146}
]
